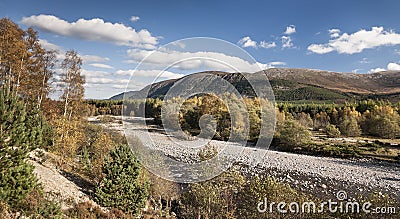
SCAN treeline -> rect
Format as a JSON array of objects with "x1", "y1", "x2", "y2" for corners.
[
  {"x1": 86, "y1": 99, "x2": 123, "y2": 116},
  {"x1": 89, "y1": 97, "x2": 400, "y2": 141},
  {"x1": 277, "y1": 99, "x2": 400, "y2": 139}
]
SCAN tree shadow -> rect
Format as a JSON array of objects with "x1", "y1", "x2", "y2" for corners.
[{"x1": 59, "y1": 169, "x2": 96, "y2": 199}]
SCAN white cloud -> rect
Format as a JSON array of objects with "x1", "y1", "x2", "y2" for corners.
[
  {"x1": 38, "y1": 39, "x2": 66, "y2": 60},
  {"x1": 85, "y1": 77, "x2": 130, "y2": 86},
  {"x1": 307, "y1": 44, "x2": 334, "y2": 54},
  {"x1": 170, "y1": 41, "x2": 186, "y2": 49},
  {"x1": 388, "y1": 62, "x2": 400, "y2": 70},
  {"x1": 81, "y1": 55, "x2": 110, "y2": 63},
  {"x1": 359, "y1": 57, "x2": 370, "y2": 64},
  {"x1": 39, "y1": 39, "x2": 62, "y2": 51},
  {"x1": 368, "y1": 67, "x2": 386, "y2": 73},
  {"x1": 352, "y1": 69, "x2": 362, "y2": 73},
  {"x1": 89, "y1": 63, "x2": 114, "y2": 69},
  {"x1": 238, "y1": 36, "x2": 258, "y2": 48},
  {"x1": 126, "y1": 48, "x2": 274, "y2": 72},
  {"x1": 308, "y1": 27, "x2": 400, "y2": 54},
  {"x1": 86, "y1": 77, "x2": 115, "y2": 84},
  {"x1": 21, "y1": 14, "x2": 158, "y2": 48},
  {"x1": 38, "y1": 40, "x2": 109, "y2": 64},
  {"x1": 130, "y1": 16, "x2": 140, "y2": 22},
  {"x1": 364, "y1": 62, "x2": 400, "y2": 73},
  {"x1": 260, "y1": 41, "x2": 276, "y2": 48},
  {"x1": 281, "y1": 36, "x2": 294, "y2": 48},
  {"x1": 55, "y1": 53, "x2": 110, "y2": 64},
  {"x1": 116, "y1": 69, "x2": 185, "y2": 79},
  {"x1": 112, "y1": 81, "x2": 146, "y2": 90},
  {"x1": 83, "y1": 72, "x2": 128, "y2": 84},
  {"x1": 112, "y1": 84, "x2": 129, "y2": 89},
  {"x1": 268, "y1": 61, "x2": 286, "y2": 66},
  {"x1": 238, "y1": 37, "x2": 276, "y2": 49},
  {"x1": 81, "y1": 69, "x2": 110, "y2": 77},
  {"x1": 328, "y1": 29, "x2": 341, "y2": 38},
  {"x1": 284, "y1": 25, "x2": 296, "y2": 35}
]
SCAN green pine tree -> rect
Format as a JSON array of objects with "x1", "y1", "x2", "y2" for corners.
[
  {"x1": 0, "y1": 86, "x2": 45, "y2": 207},
  {"x1": 95, "y1": 144, "x2": 148, "y2": 215}
]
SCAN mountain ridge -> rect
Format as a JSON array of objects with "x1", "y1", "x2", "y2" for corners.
[{"x1": 110, "y1": 68, "x2": 400, "y2": 102}]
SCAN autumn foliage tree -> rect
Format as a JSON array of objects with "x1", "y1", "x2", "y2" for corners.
[
  {"x1": 60, "y1": 50, "x2": 85, "y2": 120},
  {"x1": 339, "y1": 107, "x2": 362, "y2": 137},
  {"x1": 279, "y1": 119, "x2": 312, "y2": 150},
  {"x1": 23, "y1": 28, "x2": 56, "y2": 109},
  {"x1": 0, "y1": 18, "x2": 55, "y2": 110},
  {"x1": 362, "y1": 105, "x2": 400, "y2": 139},
  {"x1": 0, "y1": 18, "x2": 26, "y2": 92}
]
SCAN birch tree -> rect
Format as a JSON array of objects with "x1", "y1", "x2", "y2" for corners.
[
  {"x1": 0, "y1": 18, "x2": 55, "y2": 109},
  {"x1": 60, "y1": 50, "x2": 85, "y2": 119}
]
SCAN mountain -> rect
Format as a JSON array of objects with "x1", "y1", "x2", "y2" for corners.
[
  {"x1": 262, "y1": 68, "x2": 400, "y2": 94},
  {"x1": 110, "y1": 68, "x2": 400, "y2": 102}
]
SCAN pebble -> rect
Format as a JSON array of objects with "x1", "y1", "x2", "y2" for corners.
[{"x1": 107, "y1": 117, "x2": 400, "y2": 200}]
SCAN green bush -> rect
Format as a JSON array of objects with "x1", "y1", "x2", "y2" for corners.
[
  {"x1": 278, "y1": 119, "x2": 312, "y2": 150},
  {"x1": 326, "y1": 124, "x2": 341, "y2": 138},
  {"x1": 95, "y1": 144, "x2": 148, "y2": 215}
]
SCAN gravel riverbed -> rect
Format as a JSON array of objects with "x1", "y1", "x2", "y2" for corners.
[{"x1": 97, "y1": 116, "x2": 400, "y2": 201}]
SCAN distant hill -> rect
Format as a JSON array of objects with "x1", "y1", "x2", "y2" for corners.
[{"x1": 110, "y1": 68, "x2": 400, "y2": 102}]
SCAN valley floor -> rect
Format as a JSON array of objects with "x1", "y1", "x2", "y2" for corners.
[{"x1": 94, "y1": 116, "x2": 400, "y2": 201}]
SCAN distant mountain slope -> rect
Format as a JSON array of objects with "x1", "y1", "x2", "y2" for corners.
[
  {"x1": 110, "y1": 68, "x2": 400, "y2": 102},
  {"x1": 262, "y1": 68, "x2": 400, "y2": 94}
]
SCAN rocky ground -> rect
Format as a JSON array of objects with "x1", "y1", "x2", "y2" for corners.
[
  {"x1": 29, "y1": 150, "x2": 95, "y2": 210},
  {"x1": 105, "y1": 116, "x2": 400, "y2": 202},
  {"x1": 31, "y1": 116, "x2": 399, "y2": 211}
]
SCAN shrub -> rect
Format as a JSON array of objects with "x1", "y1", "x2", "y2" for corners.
[
  {"x1": 66, "y1": 201, "x2": 107, "y2": 219},
  {"x1": 99, "y1": 115, "x2": 115, "y2": 123},
  {"x1": 339, "y1": 117, "x2": 361, "y2": 137},
  {"x1": 295, "y1": 112, "x2": 313, "y2": 128},
  {"x1": 95, "y1": 144, "x2": 148, "y2": 215},
  {"x1": 325, "y1": 124, "x2": 341, "y2": 138},
  {"x1": 17, "y1": 189, "x2": 62, "y2": 218},
  {"x1": 178, "y1": 170, "x2": 244, "y2": 219},
  {"x1": 66, "y1": 201, "x2": 136, "y2": 219},
  {"x1": 279, "y1": 119, "x2": 312, "y2": 150},
  {"x1": 198, "y1": 143, "x2": 218, "y2": 161},
  {"x1": 236, "y1": 175, "x2": 310, "y2": 219},
  {"x1": 0, "y1": 201, "x2": 12, "y2": 219}
]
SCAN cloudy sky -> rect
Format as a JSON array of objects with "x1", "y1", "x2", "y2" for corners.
[{"x1": 2, "y1": 0, "x2": 400, "y2": 99}]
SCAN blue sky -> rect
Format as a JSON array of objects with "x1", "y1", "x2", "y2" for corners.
[{"x1": 2, "y1": 0, "x2": 400, "y2": 99}]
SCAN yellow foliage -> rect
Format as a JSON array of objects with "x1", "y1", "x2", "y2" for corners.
[{"x1": 51, "y1": 117, "x2": 85, "y2": 161}]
